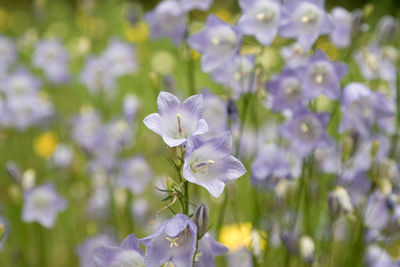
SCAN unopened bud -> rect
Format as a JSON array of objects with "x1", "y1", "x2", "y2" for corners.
[
  {"x1": 22, "y1": 169, "x2": 36, "y2": 191},
  {"x1": 299, "y1": 236, "x2": 315, "y2": 264},
  {"x1": 376, "y1": 15, "x2": 398, "y2": 45},
  {"x1": 280, "y1": 231, "x2": 298, "y2": 255},
  {"x1": 227, "y1": 99, "x2": 238, "y2": 121},
  {"x1": 193, "y1": 203, "x2": 209, "y2": 239},
  {"x1": 328, "y1": 187, "x2": 353, "y2": 219},
  {"x1": 351, "y1": 9, "x2": 363, "y2": 37},
  {"x1": 6, "y1": 161, "x2": 22, "y2": 184}
]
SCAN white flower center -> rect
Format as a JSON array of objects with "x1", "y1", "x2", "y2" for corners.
[{"x1": 191, "y1": 160, "x2": 215, "y2": 175}]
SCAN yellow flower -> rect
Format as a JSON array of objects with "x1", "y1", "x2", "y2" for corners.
[
  {"x1": 124, "y1": 22, "x2": 149, "y2": 44},
  {"x1": 34, "y1": 132, "x2": 58, "y2": 158},
  {"x1": 219, "y1": 222, "x2": 267, "y2": 252}
]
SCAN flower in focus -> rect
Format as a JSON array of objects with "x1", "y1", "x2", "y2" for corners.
[
  {"x1": 77, "y1": 234, "x2": 116, "y2": 267},
  {"x1": 34, "y1": 131, "x2": 58, "y2": 158},
  {"x1": 300, "y1": 49, "x2": 348, "y2": 100},
  {"x1": 143, "y1": 92, "x2": 208, "y2": 147},
  {"x1": 102, "y1": 38, "x2": 138, "y2": 77},
  {"x1": 238, "y1": 0, "x2": 289, "y2": 46},
  {"x1": 183, "y1": 132, "x2": 246, "y2": 198},
  {"x1": 140, "y1": 214, "x2": 197, "y2": 267},
  {"x1": 145, "y1": 0, "x2": 186, "y2": 45},
  {"x1": 116, "y1": 156, "x2": 153, "y2": 195},
  {"x1": 280, "y1": 110, "x2": 331, "y2": 157},
  {"x1": 195, "y1": 233, "x2": 228, "y2": 267},
  {"x1": 22, "y1": 183, "x2": 67, "y2": 228},
  {"x1": 92, "y1": 234, "x2": 145, "y2": 267},
  {"x1": 280, "y1": 0, "x2": 333, "y2": 50},
  {"x1": 188, "y1": 15, "x2": 241, "y2": 72}
]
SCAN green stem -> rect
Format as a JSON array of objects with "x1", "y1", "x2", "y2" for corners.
[
  {"x1": 234, "y1": 93, "x2": 251, "y2": 158},
  {"x1": 389, "y1": 69, "x2": 400, "y2": 158},
  {"x1": 184, "y1": 180, "x2": 189, "y2": 215},
  {"x1": 185, "y1": 12, "x2": 195, "y2": 95},
  {"x1": 216, "y1": 191, "x2": 228, "y2": 235}
]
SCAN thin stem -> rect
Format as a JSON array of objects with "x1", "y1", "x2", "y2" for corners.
[
  {"x1": 234, "y1": 93, "x2": 251, "y2": 158},
  {"x1": 185, "y1": 12, "x2": 195, "y2": 95},
  {"x1": 184, "y1": 180, "x2": 189, "y2": 215},
  {"x1": 216, "y1": 191, "x2": 228, "y2": 235}
]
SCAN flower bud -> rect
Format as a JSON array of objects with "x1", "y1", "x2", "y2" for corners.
[
  {"x1": 351, "y1": 9, "x2": 363, "y2": 37},
  {"x1": 193, "y1": 203, "x2": 209, "y2": 239},
  {"x1": 280, "y1": 231, "x2": 298, "y2": 255},
  {"x1": 376, "y1": 15, "x2": 398, "y2": 45},
  {"x1": 328, "y1": 187, "x2": 353, "y2": 219},
  {"x1": 299, "y1": 235, "x2": 315, "y2": 264},
  {"x1": 6, "y1": 161, "x2": 22, "y2": 184},
  {"x1": 227, "y1": 99, "x2": 238, "y2": 121}
]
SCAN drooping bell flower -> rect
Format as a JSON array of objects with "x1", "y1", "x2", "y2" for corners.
[
  {"x1": 188, "y1": 15, "x2": 241, "y2": 72},
  {"x1": 183, "y1": 132, "x2": 246, "y2": 198},
  {"x1": 140, "y1": 214, "x2": 197, "y2": 267},
  {"x1": 329, "y1": 7, "x2": 352, "y2": 48},
  {"x1": 92, "y1": 234, "x2": 145, "y2": 267},
  {"x1": 280, "y1": 0, "x2": 333, "y2": 50},
  {"x1": 143, "y1": 92, "x2": 208, "y2": 147},
  {"x1": 238, "y1": 0, "x2": 289, "y2": 45}
]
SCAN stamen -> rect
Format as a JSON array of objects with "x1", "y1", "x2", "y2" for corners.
[
  {"x1": 191, "y1": 160, "x2": 215, "y2": 175},
  {"x1": 314, "y1": 73, "x2": 324, "y2": 84},
  {"x1": 176, "y1": 113, "x2": 184, "y2": 136},
  {"x1": 301, "y1": 15, "x2": 311, "y2": 23},
  {"x1": 211, "y1": 37, "x2": 220, "y2": 45},
  {"x1": 166, "y1": 237, "x2": 180, "y2": 248},
  {"x1": 301, "y1": 122, "x2": 309, "y2": 133},
  {"x1": 256, "y1": 11, "x2": 273, "y2": 22}
]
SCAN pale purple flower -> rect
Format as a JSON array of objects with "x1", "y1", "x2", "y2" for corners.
[
  {"x1": 202, "y1": 90, "x2": 228, "y2": 138},
  {"x1": 117, "y1": 156, "x2": 153, "y2": 195},
  {"x1": 33, "y1": 39, "x2": 70, "y2": 84},
  {"x1": 102, "y1": 39, "x2": 138, "y2": 77},
  {"x1": 188, "y1": 15, "x2": 241, "y2": 72},
  {"x1": 143, "y1": 92, "x2": 208, "y2": 147},
  {"x1": 280, "y1": 42, "x2": 309, "y2": 68},
  {"x1": 280, "y1": 110, "x2": 330, "y2": 157},
  {"x1": 72, "y1": 108, "x2": 103, "y2": 152},
  {"x1": 280, "y1": 0, "x2": 333, "y2": 50},
  {"x1": 329, "y1": 7, "x2": 352, "y2": 48},
  {"x1": 238, "y1": 0, "x2": 289, "y2": 45},
  {"x1": 339, "y1": 83, "x2": 394, "y2": 137},
  {"x1": 375, "y1": 15, "x2": 398, "y2": 45},
  {"x1": 266, "y1": 67, "x2": 306, "y2": 112},
  {"x1": 2, "y1": 69, "x2": 40, "y2": 98},
  {"x1": 183, "y1": 132, "x2": 246, "y2": 198},
  {"x1": 196, "y1": 233, "x2": 229, "y2": 267},
  {"x1": 22, "y1": 183, "x2": 67, "y2": 228},
  {"x1": 92, "y1": 234, "x2": 145, "y2": 267},
  {"x1": 300, "y1": 49, "x2": 348, "y2": 100},
  {"x1": 0, "y1": 35, "x2": 17, "y2": 68},
  {"x1": 140, "y1": 214, "x2": 197, "y2": 267},
  {"x1": 181, "y1": 0, "x2": 213, "y2": 12},
  {"x1": 366, "y1": 244, "x2": 399, "y2": 267},
  {"x1": 52, "y1": 143, "x2": 74, "y2": 168},
  {"x1": 251, "y1": 144, "x2": 301, "y2": 186},
  {"x1": 80, "y1": 57, "x2": 115, "y2": 94},
  {"x1": 77, "y1": 234, "x2": 116, "y2": 267},
  {"x1": 123, "y1": 94, "x2": 140, "y2": 122},
  {"x1": 145, "y1": 0, "x2": 186, "y2": 45},
  {"x1": 211, "y1": 55, "x2": 256, "y2": 98}
]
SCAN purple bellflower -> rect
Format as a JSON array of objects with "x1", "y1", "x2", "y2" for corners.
[
  {"x1": 188, "y1": 15, "x2": 241, "y2": 72},
  {"x1": 77, "y1": 234, "x2": 116, "y2": 267},
  {"x1": 145, "y1": 0, "x2": 186, "y2": 45},
  {"x1": 92, "y1": 234, "x2": 145, "y2": 267},
  {"x1": 339, "y1": 83, "x2": 394, "y2": 137},
  {"x1": 80, "y1": 57, "x2": 115, "y2": 94},
  {"x1": 280, "y1": 0, "x2": 333, "y2": 50},
  {"x1": 22, "y1": 183, "x2": 67, "y2": 228},
  {"x1": 140, "y1": 214, "x2": 197, "y2": 267},
  {"x1": 300, "y1": 49, "x2": 348, "y2": 100},
  {"x1": 329, "y1": 7, "x2": 352, "y2": 48},
  {"x1": 266, "y1": 67, "x2": 306, "y2": 112},
  {"x1": 102, "y1": 39, "x2": 138, "y2": 77},
  {"x1": 183, "y1": 132, "x2": 246, "y2": 198},
  {"x1": 143, "y1": 92, "x2": 208, "y2": 147},
  {"x1": 181, "y1": 0, "x2": 213, "y2": 12},
  {"x1": 117, "y1": 156, "x2": 153, "y2": 195},
  {"x1": 280, "y1": 110, "x2": 331, "y2": 157},
  {"x1": 238, "y1": 0, "x2": 290, "y2": 45},
  {"x1": 196, "y1": 233, "x2": 229, "y2": 267}
]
